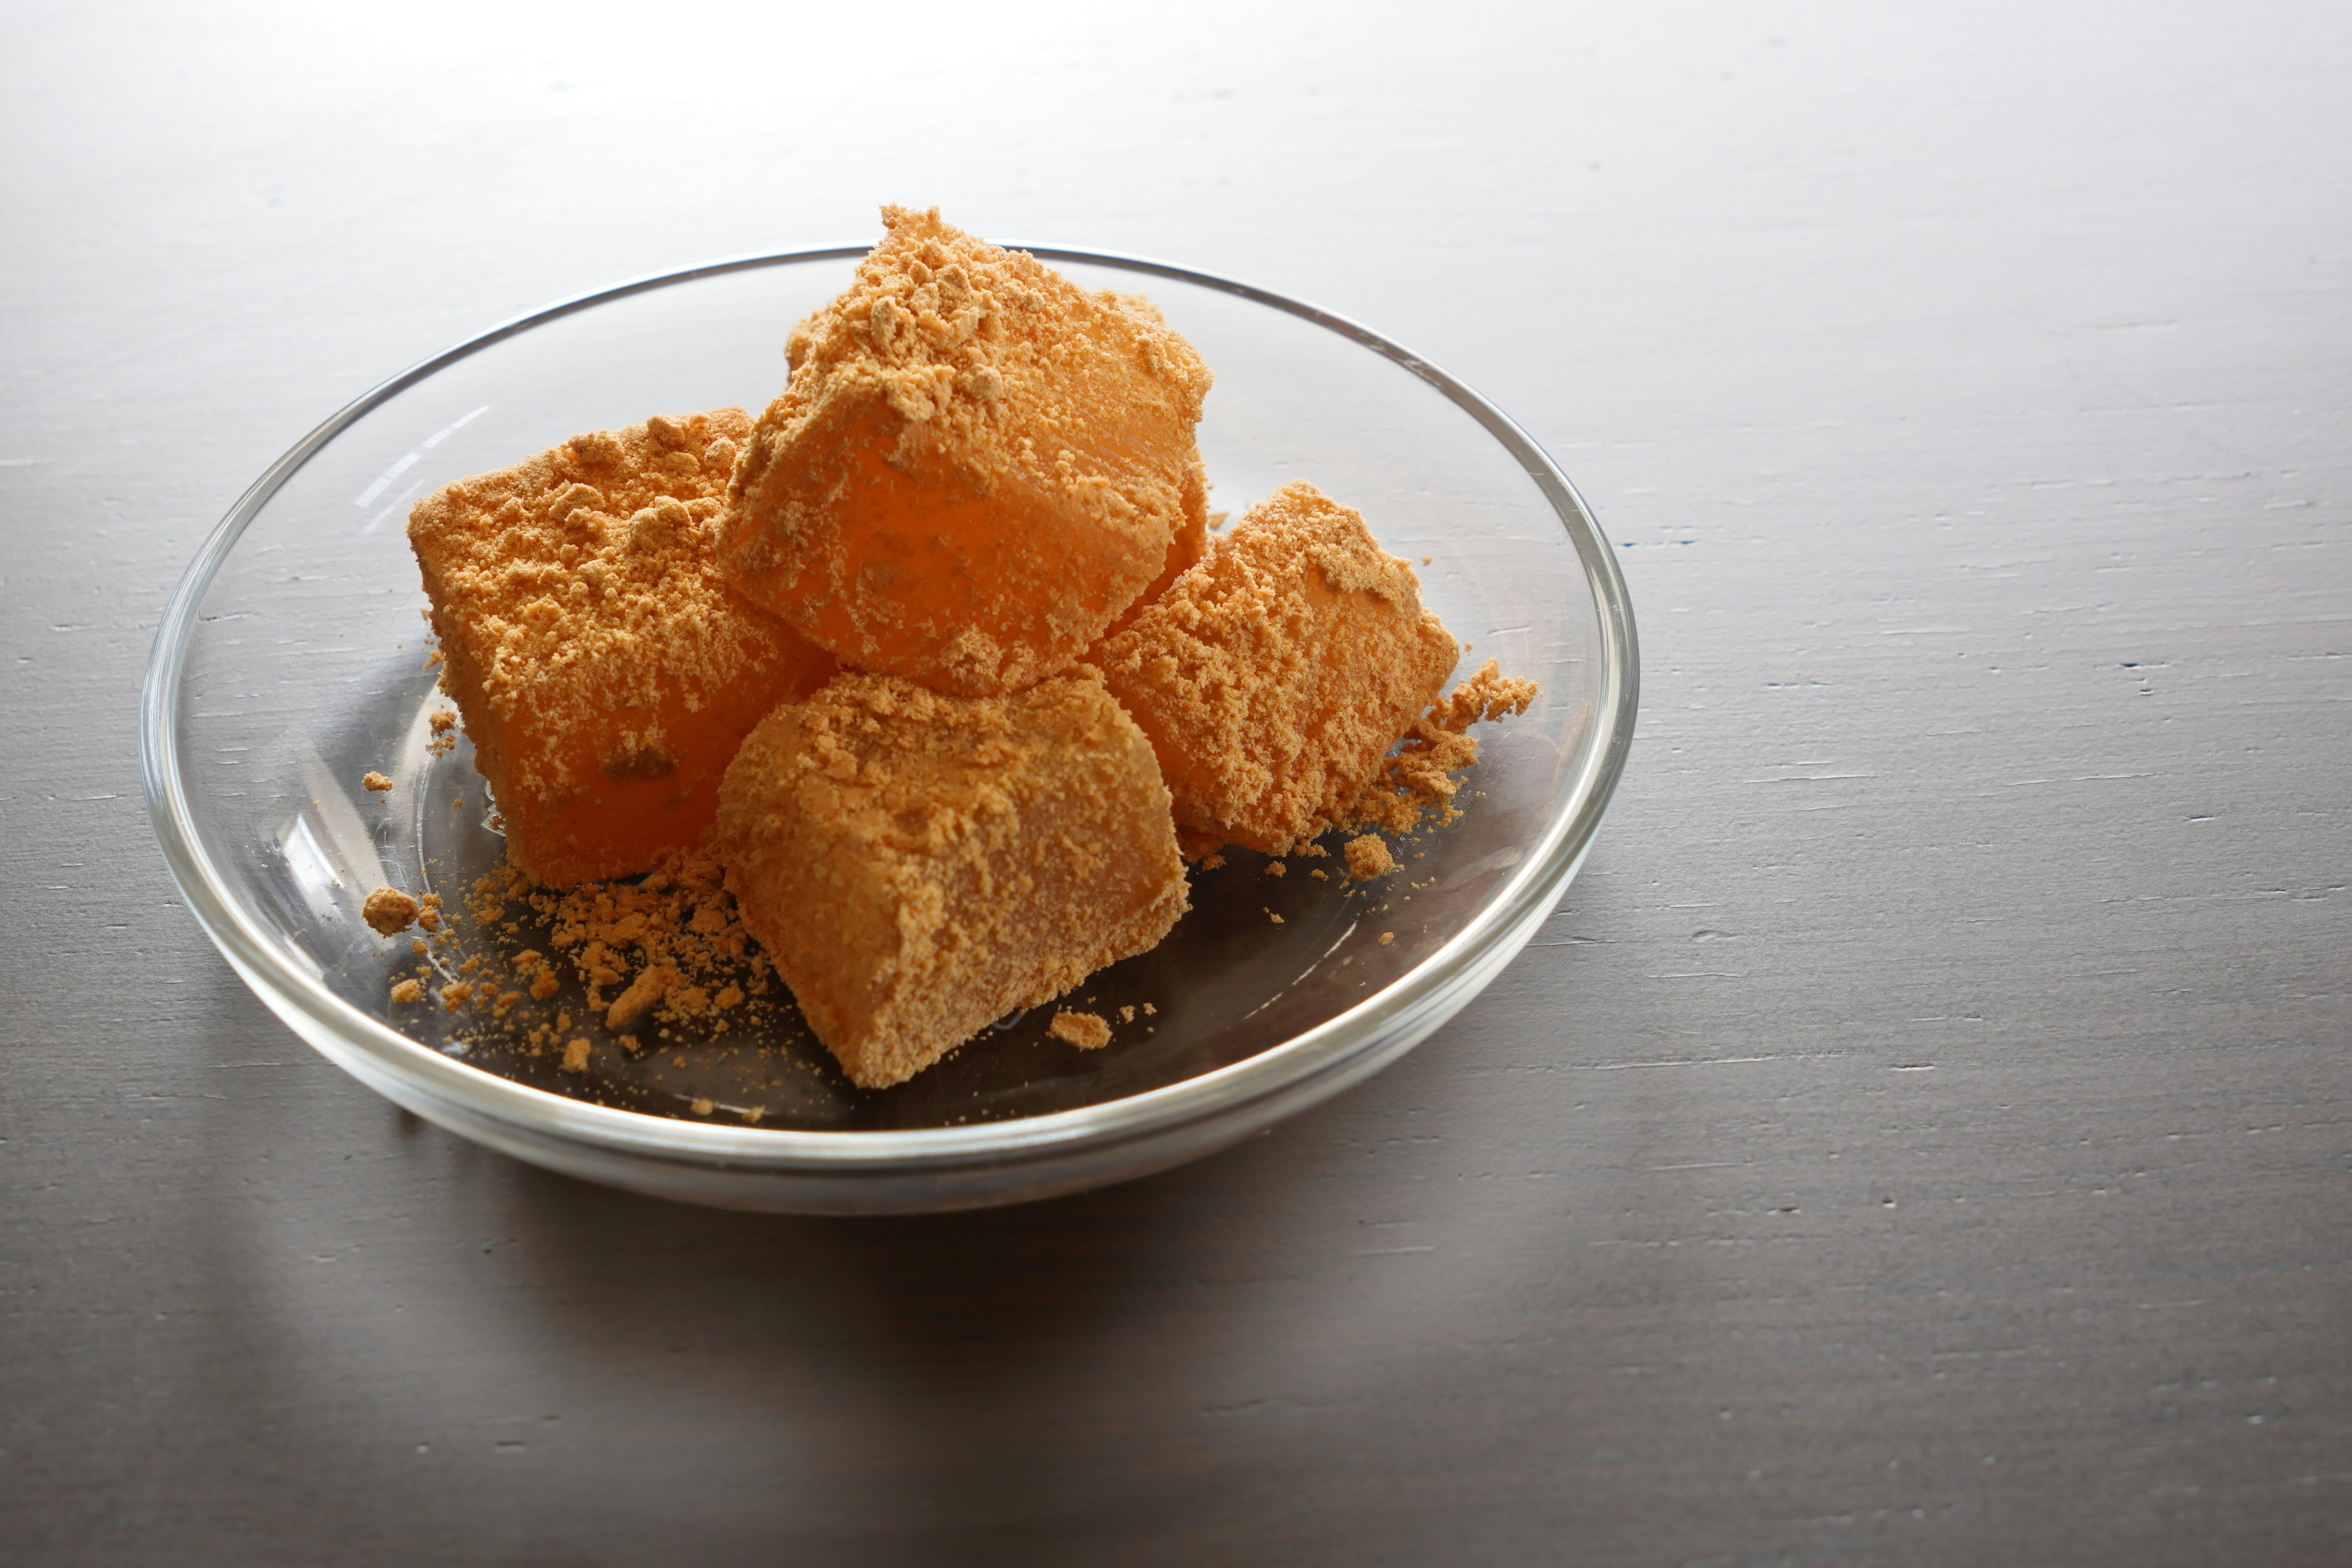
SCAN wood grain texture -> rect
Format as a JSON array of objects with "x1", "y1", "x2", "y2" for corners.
[{"x1": 3, "y1": 1, "x2": 2346, "y2": 1562}]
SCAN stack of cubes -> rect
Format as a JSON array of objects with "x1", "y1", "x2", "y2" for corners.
[{"x1": 410, "y1": 208, "x2": 1460, "y2": 1087}]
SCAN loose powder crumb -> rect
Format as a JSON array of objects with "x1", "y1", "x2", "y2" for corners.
[
  {"x1": 1049, "y1": 1009, "x2": 1113, "y2": 1049},
  {"x1": 1265, "y1": 860, "x2": 1286, "y2": 876},
  {"x1": 1379, "y1": 931, "x2": 1394, "y2": 945},
  {"x1": 605, "y1": 965, "x2": 669, "y2": 1032},
  {"x1": 1119, "y1": 1005, "x2": 1137, "y2": 1023},
  {"x1": 1345, "y1": 834, "x2": 1396, "y2": 880},
  {"x1": 362, "y1": 771, "x2": 393, "y2": 794},
  {"x1": 363, "y1": 886, "x2": 420, "y2": 935},
  {"x1": 1328, "y1": 660, "x2": 1537, "y2": 837},
  {"x1": 560, "y1": 1037, "x2": 591, "y2": 1072},
  {"x1": 389, "y1": 978, "x2": 423, "y2": 1005}
]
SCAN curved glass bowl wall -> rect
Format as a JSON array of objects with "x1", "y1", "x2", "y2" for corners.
[{"x1": 141, "y1": 247, "x2": 1637, "y2": 1213}]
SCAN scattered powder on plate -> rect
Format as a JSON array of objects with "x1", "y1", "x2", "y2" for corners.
[
  {"x1": 1327, "y1": 660, "x2": 1536, "y2": 837},
  {"x1": 472, "y1": 841, "x2": 779, "y2": 1038}
]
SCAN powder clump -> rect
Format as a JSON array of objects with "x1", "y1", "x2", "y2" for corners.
[
  {"x1": 1344, "y1": 835, "x2": 1396, "y2": 881},
  {"x1": 1049, "y1": 1009, "x2": 1113, "y2": 1049},
  {"x1": 363, "y1": 886, "x2": 420, "y2": 935}
]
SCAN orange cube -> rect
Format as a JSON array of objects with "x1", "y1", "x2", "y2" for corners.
[
  {"x1": 409, "y1": 409, "x2": 836, "y2": 888},
  {"x1": 718, "y1": 206, "x2": 1213, "y2": 697},
  {"x1": 1093, "y1": 481, "x2": 1460, "y2": 854},
  {"x1": 715, "y1": 671, "x2": 1188, "y2": 1088}
]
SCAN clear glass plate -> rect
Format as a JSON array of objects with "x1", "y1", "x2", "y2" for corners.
[{"x1": 140, "y1": 246, "x2": 1638, "y2": 1212}]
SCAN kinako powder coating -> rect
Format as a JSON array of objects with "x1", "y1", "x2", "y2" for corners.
[
  {"x1": 408, "y1": 408, "x2": 835, "y2": 888},
  {"x1": 401, "y1": 206, "x2": 1535, "y2": 1093},
  {"x1": 715, "y1": 671, "x2": 1186, "y2": 1089},
  {"x1": 1093, "y1": 480, "x2": 1463, "y2": 856},
  {"x1": 719, "y1": 205, "x2": 1213, "y2": 698}
]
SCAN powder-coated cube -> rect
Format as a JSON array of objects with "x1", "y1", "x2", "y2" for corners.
[
  {"x1": 409, "y1": 409, "x2": 835, "y2": 887},
  {"x1": 1093, "y1": 481, "x2": 1459, "y2": 854},
  {"x1": 719, "y1": 206, "x2": 1212, "y2": 697},
  {"x1": 716, "y1": 670, "x2": 1187, "y2": 1088}
]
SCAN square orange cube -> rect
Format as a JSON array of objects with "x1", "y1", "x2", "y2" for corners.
[
  {"x1": 409, "y1": 409, "x2": 835, "y2": 887},
  {"x1": 1093, "y1": 481, "x2": 1460, "y2": 854},
  {"x1": 715, "y1": 671, "x2": 1188, "y2": 1088},
  {"x1": 719, "y1": 206, "x2": 1213, "y2": 697}
]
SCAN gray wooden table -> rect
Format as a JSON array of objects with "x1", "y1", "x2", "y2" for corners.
[{"x1": 6, "y1": 2, "x2": 2346, "y2": 1562}]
